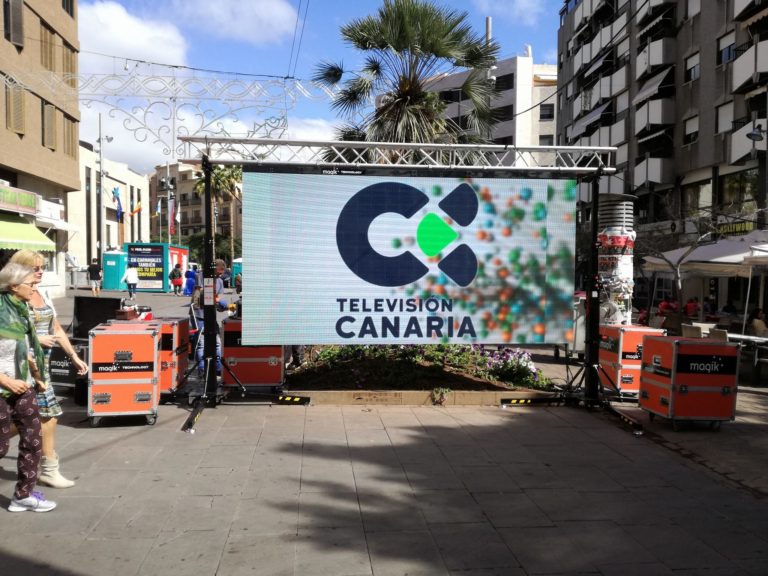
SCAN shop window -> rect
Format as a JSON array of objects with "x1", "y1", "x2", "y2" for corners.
[{"x1": 720, "y1": 168, "x2": 758, "y2": 215}]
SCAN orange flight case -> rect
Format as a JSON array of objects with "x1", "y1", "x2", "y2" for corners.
[
  {"x1": 88, "y1": 323, "x2": 160, "y2": 426},
  {"x1": 111, "y1": 317, "x2": 190, "y2": 394},
  {"x1": 598, "y1": 324, "x2": 665, "y2": 395},
  {"x1": 221, "y1": 318, "x2": 284, "y2": 388},
  {"x1": 639, "y1": 336, "x2": 739, "y2": 429}
]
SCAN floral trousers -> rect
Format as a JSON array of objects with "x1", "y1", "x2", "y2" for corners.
[{"x1": 0, "y1": 388, "x2": 42, "y2": 499}]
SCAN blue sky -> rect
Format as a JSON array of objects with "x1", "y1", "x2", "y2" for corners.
[{"x1": 78, "y1": 0, "x2": 562, "y2": 172}]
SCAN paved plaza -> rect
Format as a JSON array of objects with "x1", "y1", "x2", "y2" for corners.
[{"x1": 0, "y1": 289, "x2": 766, "y2": 575}]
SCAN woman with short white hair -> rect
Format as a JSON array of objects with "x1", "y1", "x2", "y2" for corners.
[{"x1": 0, "y1": 262, "x2": 56, "y2": 512}]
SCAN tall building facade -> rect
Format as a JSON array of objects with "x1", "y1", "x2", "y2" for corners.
[
  {"x1": 149, "y1": 163, "x2": 242, "y2": 262},
  {"x1": 430, "y1": 54, "x2": 558, "y2": 147},
  {"x1": 558, "y1": 0, "x2": 764, "y2": 238},
  {"x1": 67, "y1": 141, "x2": 150, "y2": 270},
  {"x1": 0, "y1": 0, "x2": 80, "y2": 296}
]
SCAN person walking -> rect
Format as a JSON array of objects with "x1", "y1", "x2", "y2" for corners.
[
  {"x1": 0, "y1": 262, "x2": 57, "y2": 512},
  {"x1": 169, "y1": 263, "x2": 183, "y2": 296},
  {"x1": 183, "y1": 265, "x2": 197, "y2": 296},
  {"x1": 10, "y1": 250, "x2": 88, "y2": 489},
  {"x1": 86, "y1": 258, "x2": 102, "y2": 297},
  {"x1": 121, "y1": 263, "x2": 139, "y2": 300}
]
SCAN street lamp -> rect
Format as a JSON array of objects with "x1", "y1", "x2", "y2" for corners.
[{"x1": 96, "y1": 113, "x2": 113, "y2": 263}]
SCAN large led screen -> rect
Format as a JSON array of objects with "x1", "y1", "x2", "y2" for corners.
[{"x1": 242, "y1": 170, "x2": 576, "y2": 345}]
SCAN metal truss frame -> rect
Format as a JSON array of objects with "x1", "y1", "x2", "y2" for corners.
[{"x1": 178, "y1": 137, "x2": 616, "y2": 177}]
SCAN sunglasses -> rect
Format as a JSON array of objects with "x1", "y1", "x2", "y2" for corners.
[{"x1": 33, "y1": 265, "x2": 47, "y2": 271}]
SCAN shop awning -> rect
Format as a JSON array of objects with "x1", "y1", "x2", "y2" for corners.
[
  {"x1": 35, "y1": 216, "x2": 78, "y2": 232},
  {"x1": 632, "y1": 67, "x2": 672, "y2": 107},
  {"x1": 0, "y1": 213, "x2": 56, "y2": 252}
]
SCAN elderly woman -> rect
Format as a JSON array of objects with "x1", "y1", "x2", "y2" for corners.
[
  {"x1": 0, "y1": 262, "x2": 56, "y2": 512},
  {"x1": 10, "y1": 250, "x2": 88, "y2": 488}
]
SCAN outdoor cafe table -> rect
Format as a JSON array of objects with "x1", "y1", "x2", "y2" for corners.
[{"x1": 726, "y1": 333, "x2": 768, "y2": 385}]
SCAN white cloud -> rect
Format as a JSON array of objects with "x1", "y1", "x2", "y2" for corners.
[
  {"x1": 169, "y1": 0, "x2": 298, "y2": 46},
  {"x1": 472, "y1": 0, "x2": 546, "y2": 28},
  {"x1": 284, "y1": 117, "x2": 338, "y2": 141},
  {"x1": 79, "y1": 1, "x2": 188, "y2": 73}
]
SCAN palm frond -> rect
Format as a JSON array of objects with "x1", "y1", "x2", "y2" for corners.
[{"x1": 312, "y1": 61, "x2": 345, "y2": 86}]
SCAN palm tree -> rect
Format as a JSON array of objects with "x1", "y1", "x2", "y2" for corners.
[
  {"x1": 193, "y1": 164, "x2": 243, "y2": 265},
  {"x1": 313, "y1": 0, "x2": 499, "y2": 145}
]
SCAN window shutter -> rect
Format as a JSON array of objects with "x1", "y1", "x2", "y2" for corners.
[
  {"x1": 9, "y1": 0, "x2": 24, "y2": 48},
  {"x1": 5, "y1": 82, "x2": 25, "y2": 134},
  {"x1": 43, "y1": 103, "x2": 57, "y2": 149}
]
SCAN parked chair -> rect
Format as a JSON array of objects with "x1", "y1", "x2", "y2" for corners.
[
  {"x1": 708, "y1": 328, "x2": 729, "y2": 341},
  {"x1": 681, "y1": 324, "x2": 703, "y2": 338}
]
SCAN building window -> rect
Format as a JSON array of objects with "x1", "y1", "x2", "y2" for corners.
[
  {"x1": 495, "y1": 104, "x2": 514, "y2": 121},
  {"x1": 717, "y1": 32, "x2": 736, "y2": 66},
  {"x1": 41, "y1": 101, "x2": 57, "y2": 150},
  {"x1": 684, "y1": 116, "x2": 699, "y2": 144},
  {"x1": 63, "y1": 42, "x2": 77, "y2": 88},
  {"x1": 716, "y1": 102, "x2": 734, "y2": 134},
  {"x1": 539, "y1": 135, "x2": 554, "y2": 146},
  {"x1": 62, "y1": 0, "x2": 74, "y2": 17},
  {"x1": 686, "y1": 0, "x2": 700, "y2": 18},
  {"x1": 685, "y1": 53, "x2": 700, "y2": 82},
  {"x1": 63, "y1": 114, "x2": 76, "y2": 157},
  {"x1": 40, "y1": 22, "x2": 55, "y2": 71},
  {"x1": 540, "y1": 103, "x2": 555, "y2": 121},
  {"x1": 5, "y1": 79, "x2": 24, "y2": 134},
  {"x1": 3, "y1": 0, "x2": 24, "y2": 48},
  {"x1": 682, "y1": 181, "x2": 712, "y2": 219},
  {"x1": 720, "y1": 169, "x2": 758, "y2": 215},
  {"x1": 494, "y1": 73, "x2": 515, "y2": 91}
]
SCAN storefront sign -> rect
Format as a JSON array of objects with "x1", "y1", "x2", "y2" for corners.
[
  {"x1": 717, "y1": 221, "x2": 754, "y2": 236},
  {"x1": 0, "y1": 185, "x2": 38, "y2": 215}
]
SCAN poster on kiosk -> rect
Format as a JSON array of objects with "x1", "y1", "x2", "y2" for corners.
[
  {"x1": 125, "y1": 242, "x2": 188, "y2": 292},
  {"x1": 240, "y1": 168, "x2": 578, "y2": 345}
]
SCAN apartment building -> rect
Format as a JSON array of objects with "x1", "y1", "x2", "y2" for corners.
[
  {"x1": 430, "y1": 53, "x2": 558, "y2": 148},
  {"x1": 148, "y1": 163, "x2": 242, "y2": 260},
  {"x1": 0, "y1": 0, "x2": 79, "y2": 296},
  {"x1": 558, "y1": 0, "x2": 765, "y2": 241}
]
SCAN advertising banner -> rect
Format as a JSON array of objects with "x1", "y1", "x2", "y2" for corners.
[
  {"x1": 127, "y1": 244, "x2": 165, "y2": 290},
  {"x1": 242, "y1": 171, "x2": 576, "y2": 345}
]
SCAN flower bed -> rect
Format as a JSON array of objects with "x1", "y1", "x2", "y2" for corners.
[{"x1": 285, "y1": 344, "x2": 551, "y2": 392}]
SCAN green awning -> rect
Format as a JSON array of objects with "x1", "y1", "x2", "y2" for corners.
[{"x1": 0, "y1": 213, "x2": 56, "y2": 252}]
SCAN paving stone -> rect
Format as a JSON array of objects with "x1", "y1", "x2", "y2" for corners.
[
  {"x1": 366, "y1": 529, "x2": 447, "y2": 576},
  {"x1": 430, "y1": 522, "x2": 520, "y2": 571}
]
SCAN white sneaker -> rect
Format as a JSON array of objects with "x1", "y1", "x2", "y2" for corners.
[{"x1": 8, "y1": 491, "x2": 57, "y2": 513}]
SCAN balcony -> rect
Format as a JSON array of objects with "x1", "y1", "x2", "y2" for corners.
[
  {"x1": 610, "y1": 118, "x2": 627, "y2": 146},
  {"x1": 730, "y1": 117, "x2": 767, "y2": 164},
  {"x1": 636, "y1": 0, "x2": 676, "y2": 25},
  {"x1": 634, "y1": 157, "x2": 675, "y2": 188},
  {"x1": 732, "y1": 40, "x2": 768, "y2": 93},
  {"x1": 734, "y1": 0, "x2": 766, "y2": 20},
  {"x1": 634, "y1": 99, "x2": 675, "y2": 135},
  {"x1": 635, "y1": 38, "x2": 676, "y2": 80}
]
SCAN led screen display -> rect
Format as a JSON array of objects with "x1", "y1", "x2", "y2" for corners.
[{"x1": 242, "y1": 170, "x2": 576, "y2": 345}]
